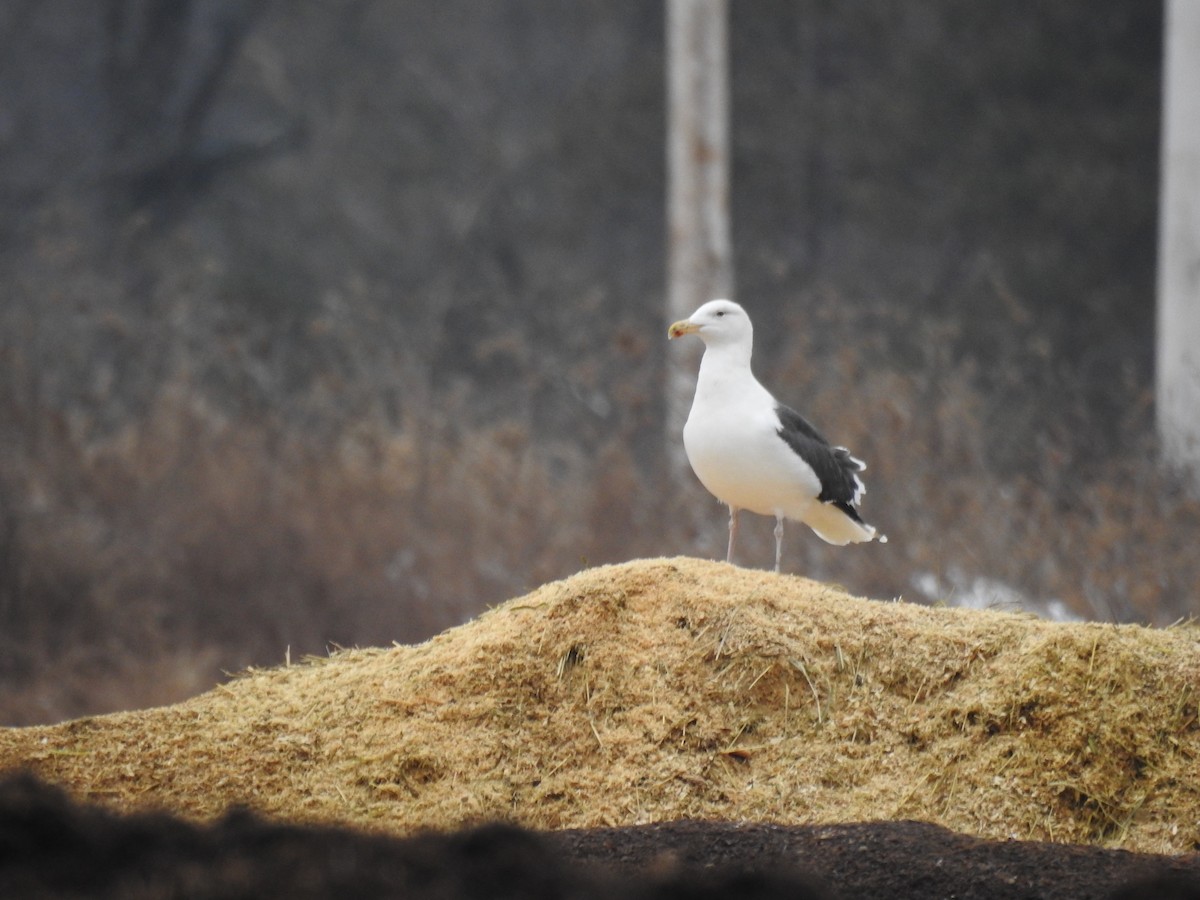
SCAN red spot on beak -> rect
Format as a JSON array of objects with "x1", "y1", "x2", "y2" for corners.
[{"x1": 668, "y1": 320, "x2": 694, "y2": 340}]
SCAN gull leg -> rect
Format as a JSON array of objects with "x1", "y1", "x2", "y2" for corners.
[
  {"x1": 773, "y1": 515, "x2": 784, "y2": 573},
  {"x1": 726, "y1": 506, "x2": 740, "y2": 564}
]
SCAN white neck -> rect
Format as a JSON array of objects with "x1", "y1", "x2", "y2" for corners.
[{"x1": 694, "y1": 340, "x2": 763, "y2": 404}]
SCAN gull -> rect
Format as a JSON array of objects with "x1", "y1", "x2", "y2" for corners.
[{"x1": 668, "y1": 299, "x2": 886, "y2": 572}]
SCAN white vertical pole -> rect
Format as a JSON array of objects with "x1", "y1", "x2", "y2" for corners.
[
  {"x1": 1158, "y1": 0, "x2": 1200, "y2": 490},
  {"x1": 666, "y1": 0, "x2": 733, "y2": 481}
]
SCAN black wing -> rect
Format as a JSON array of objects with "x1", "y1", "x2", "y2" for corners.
[{"x1": 774, "y1": 404, "x2": 867, "y2": 522}]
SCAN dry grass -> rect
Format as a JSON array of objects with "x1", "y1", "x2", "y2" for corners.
[
  {"x1": 0, "y1": 383, "x2": 619, "y2": 723},
  {"x1": 768, "y1": 300, "x2": 1200, "y2": 623},
  {"x1": 3, "y1": 295, "x2": 1200, "y2": 728},
  {"x1": 2, "y1": 558, "x2": 1197, "y2": 853}
]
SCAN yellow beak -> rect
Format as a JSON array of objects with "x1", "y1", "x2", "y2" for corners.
[{"x1": 668, "y1": 318, "x2": 698, "y2": 340}]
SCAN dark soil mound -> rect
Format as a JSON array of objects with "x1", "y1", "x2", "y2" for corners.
[{"x1": 2, "y1": 776, "x2": 1197, "y2": 900}]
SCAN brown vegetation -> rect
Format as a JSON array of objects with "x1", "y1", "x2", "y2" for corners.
[
  {"x1": 0, "y1": 3, "x2": 1183, "y2": 731},
  {"x1": 3, "y1": 559, "x2": 1197, "y2": 855},
  {"x1": 3, "y1": 299, "x2": 1199, "y2": 727}
]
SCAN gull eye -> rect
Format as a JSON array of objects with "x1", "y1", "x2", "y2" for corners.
[{"x1": 715, "y1": 310, "x2": 725, "y2": 317}]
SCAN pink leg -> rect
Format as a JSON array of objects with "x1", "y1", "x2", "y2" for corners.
[
  {"x1": 726, "y1": 506, "x2": 740, "y2": 563},
  {"x1": 773, "y1": 515, "x2": 784, "y2": 573}
]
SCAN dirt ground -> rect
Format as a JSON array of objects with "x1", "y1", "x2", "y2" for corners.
[
  {"x1": 553, "y1": 819, "x2": 1200, "y2": 899},
  {"x1": 1, "y1": 775, "x2": 1198, "y2": 899}
]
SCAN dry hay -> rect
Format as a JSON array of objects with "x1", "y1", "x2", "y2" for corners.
[{"x1": 1, "y1": 558, "x2": 1197, "y2": 854}]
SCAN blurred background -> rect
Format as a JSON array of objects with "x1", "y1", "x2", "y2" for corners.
[{"x1": 0, "y1": 1, "x2": 1188, "y2": 726}]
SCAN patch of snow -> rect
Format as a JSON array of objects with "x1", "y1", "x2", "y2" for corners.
[{"x1": 911, "y1": 567, "x2": 1081, "y2": 622}]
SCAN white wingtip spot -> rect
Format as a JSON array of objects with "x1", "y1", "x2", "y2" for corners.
[
  {"x1": 837, "y1": 448, "x2": 867, "y2": 472},
  {"x1": 851, "y1": 473, "x2": 866, "y2": 504}
]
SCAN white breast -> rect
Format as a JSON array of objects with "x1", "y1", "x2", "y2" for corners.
[{"x1": 682, "y1": 378, "x2": 821, "y2": 519}]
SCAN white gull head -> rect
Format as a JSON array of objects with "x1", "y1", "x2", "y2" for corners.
[{"x1": 668, "y1": 299, "x2": 752, "y2": 351}]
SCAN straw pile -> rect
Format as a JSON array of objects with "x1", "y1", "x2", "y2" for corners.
[{"x1": 1, "y1": 558, "x2": 1197, "y2": 853}]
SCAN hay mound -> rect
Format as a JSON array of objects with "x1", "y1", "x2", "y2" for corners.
[{"x1": 1, "y1": 558, "x2": 1197, "y2": 853}]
